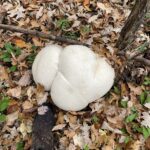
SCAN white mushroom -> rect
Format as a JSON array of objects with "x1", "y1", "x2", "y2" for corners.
[
  {"x1": 32, "y1": 44, "x2": 115, "y2": 111},
  {"x1": 32, "y1": 44, "x2": 62, "y2": 91}
]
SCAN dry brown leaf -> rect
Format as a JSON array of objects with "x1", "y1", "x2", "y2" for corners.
[
  {"x1": 30, "y1": 20, "x2": 40, "y2": 28},
  {"x1": 7, "y1": 86, "x2": 22, "y2": 99},
  {"x1": 57, "y1": 111, "x2": 65, "y2": 124},
  {"x1": 83, "y1": 0, "x2": 90, "y2": 7},
  {"x1": 7, "y1": 100, "x2": 19, "y2": 114},
  {"x1": 145, "y1": 137, "x2": 150, "y2": 149},
  {"x1": 65, "y1": 113, "x2": 77, "y2": 124},
  {"x1": 13, "y1": 38, "x2": 27, "y2": 48},
  {"x1": 128, "y1": 83, "x2": 143, "y2": 95},
  {"x1": 64, "y1": 130, "x2": 76, "y2": 139},
  {"x1": 6, "y1": 111, "x2": 19, "y2": 126},
  {"x1": 22, "y1": 101, "x2": 33, "y2": 110},
  {"x1": 18, "y1": 70, "x2": 31, "y2": 86},
  {"x1": 52, "y1": 124, "x2": 66, "y2": 131},
  {"x1": 32, "y1": 37, "x2": 43, "y2": 46},
  {"x1": 0, "y1": 66, "x2": 9, "y2": 81}
]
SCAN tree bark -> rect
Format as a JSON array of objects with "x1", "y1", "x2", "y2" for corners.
[{"x1": 116, "y1": 0, "x2": 150, "y2": 50}]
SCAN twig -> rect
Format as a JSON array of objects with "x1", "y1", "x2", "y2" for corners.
[
  {"x1": 0, "y1": 24, "x2": 90, "y2": 47},
  {"x1": 22, "y1": 106, "x2": 38, "y2": 113},
  {"x1": 134, "y1": 56, "x2": 150, "y2": 67}
]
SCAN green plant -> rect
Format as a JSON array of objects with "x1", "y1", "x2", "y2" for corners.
[
  {"x1": 80, "y1": 25, "x2": 91, "y2": 35},
  {"x1": 27, "y1": 53, "x2": 36, "y2": 64},
  {"x1": 143, "y1": 77, "x2": 150, "y2": 85},
  {"x1": 16, "y1": 141, "x2": 24, "y2": 150},
  {"x1": 120, "y1": 99, "x2": 128, "y2": 108},
  {"x1": 56, "y1": 18, "x2": 70, "y2": 30},
  {"x1": 64, "y1": 31, "x2": 80, "y2": 40},
  {"x1": 139, "y1": 91, "x2": 150, "y2": 105},
  {"x1": 9, "y1": 65, "x2": 17, "y2": 72},
  {"x1": 0, "y1": 43, "x2": 21, "y2": 63},
  {"x1": 83, "y1": 144, "x2": 89, "y2": 150},
  {"x1": 92, "y1": 115, "x2": 99, "y2": 124},
  {"x1": 125, "y1": 108, "x2": 138, "y2": 123},
  {"x1": 0, "y1": 96, "x2": 10, "y2": 122},
  {"x1": 113, "y1": 86, "x2": 120, "y2": 95},
  {"x1": 136, "y1": 42, "x2": 149, "y2": 52},
  {"x1": 124, "y1": 136, "x2": 132, "y2": 144},
  {"x1": 133, "y1": 125, "x2": 150, "y2": 139}
]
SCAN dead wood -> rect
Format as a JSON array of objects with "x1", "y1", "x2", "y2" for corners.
[
  {"x1": 116, "y1": 0, "x2": 150, "y2": 50},
  {"x1": 0, "y1": 24, "x2": 89, "y2": 46},
  {"x1": 134, "y1": 56, "x2": 150, "y2": 67}
]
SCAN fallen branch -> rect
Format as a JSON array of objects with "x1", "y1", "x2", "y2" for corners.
[
  {"x1": 0, "y1": 24, "x2": 89, "y2": 46},
  {"x1": 134, "y1": 56, "x2": 150, "y2": 67}
]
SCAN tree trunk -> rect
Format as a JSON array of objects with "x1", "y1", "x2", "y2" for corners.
[{"x1": 116, "y1": 0, "x2": 150, "y2": 50}]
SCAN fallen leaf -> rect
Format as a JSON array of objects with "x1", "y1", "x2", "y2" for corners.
[
  {"x1": 0, "y1": 66, "x2": 9, "y2": 81},
  {"x1": 13, "y1": 38, "x2": 27, "y2": 48},
  {"x1": 73, "y1": 134, "x2": 84, "y2": 148},
  {"x1": 36, "y1": 6, "x2": 44, "y2": 19},
  {"x1": 22, "y1": 101, "x2": 33, "y2": 110},
  {"x1": 52, "y1": 124, "x2": 66, "y2": 131},
  {"x1": 18, "y1": 70, "x2": 31, "y2": 86},
  {"x1": 8, "y1": 5, "x2": 25, "y2": 20},
  {"x1": 6, "y1": 111, "x2": 19, "y2": 126},
  {"x1": 83, "y1": 0, "x2": 90, "y2": 7},
  {"x1": 7, "y1": 86, "x2": 21, "y2": 99},
  {"x1": 32, "y1": 37, "x2": 42, "y2": 46}
]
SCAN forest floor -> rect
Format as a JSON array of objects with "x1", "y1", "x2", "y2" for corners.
[{"x1": 0, "y1": 0, "x2": 150, "y2": 149}]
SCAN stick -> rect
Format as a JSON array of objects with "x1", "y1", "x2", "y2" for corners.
[
  {"x1": 0, "y1": 24, "x2": 89, "y2": 46},
  {"x1": 134, "y1": 56, "x2": 150, "y2": 67},
  {"x1": 116, "y1": 0, "x2": 150, "y2": 50}
]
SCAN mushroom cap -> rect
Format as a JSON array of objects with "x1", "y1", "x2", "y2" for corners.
[
  {"x1": 32, "y1": 44, "x2": 62, "y2": 91},
  {"x1": 51, "y1": 45, "x2": 115, "y2": 111}
]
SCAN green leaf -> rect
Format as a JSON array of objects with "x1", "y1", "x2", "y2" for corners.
[
  {"x1": 83, "y1": 144, "x2": 89, "y2": 150},
  {"x1": 0, "y1": 52, "x2": 11, "y2": 62},
  {"x1": 14, "y1": 47, "x2": 21, "y2": 56},
  {"x1": 92, "y1": 115, "x2": 99, "y2": 123},
  {"x1": 27, "y1": 53, "x2": 36, "y2": 63},
  {"x1": 0, "y1": 97, "x2": 10, "y2": 112},
  {"x1": 120, "y1": 100, "x2": 128, "y2": 108},
  {"x1": 9, "y1": 65, "x2": 17, "y2": 72},
  {"x1": 120, "y1": 128, "x2": 128, "y2": 134},
  {"x1": 56, "y1": 18, "x2": 70, "y2": 30},
  {"x1": 0, "y1": 114, "x2": 6, "y2": 122},
  {"x1": 16, "y1": 141, "x2": 24, "y2": 150},
  {"x1": 31, "y1": 45, "x2": 38, "y2": 50},
  {"x1": 64, "y1": 31, "x2": 79, "y2": 40},
  {"x1": 142, "y1": 127, "x2": 150, "y2": 139},
  {"x1": 143, "y1": 77, "x2": 150, "y2": 85},
  {"x1": 136, "y1": 42, "x2": 149, "y2": 52},
  {"x1": 139, "y1": 91, "x2": 147, "y2": 105},
  {"x1": 4, "y1": 42, "x2": 14, "y2": 53},
  {"x1": 124, "y1": 136, "x2": 131, "y2": 144},
  {"x1": 80, "y1": 25, "x2": 91, "y2": 34},
  {"x1": 114, "y1": 86, "x2": 120, "y2": 94},
  {"x1": 125, "y1": 113, "x2": 138, "y2": 123},
  {"x1": 139, "y1": 91, "x2": 150, "y2": 105},
  {"x1": 145, "y1": 95, "x2": 150, "y2": 103}
]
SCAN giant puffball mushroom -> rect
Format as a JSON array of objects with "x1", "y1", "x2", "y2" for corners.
[
  {"x1": 32, "y1": 44, "x2": 115, "y2": 111},
  {"x1": 32, "y1": 44, "x2": 62, "y2": 91}
]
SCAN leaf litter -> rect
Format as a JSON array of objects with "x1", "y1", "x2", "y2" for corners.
[{"x1": 0, "y1": 0, "x2": 150, "y2": 149}]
